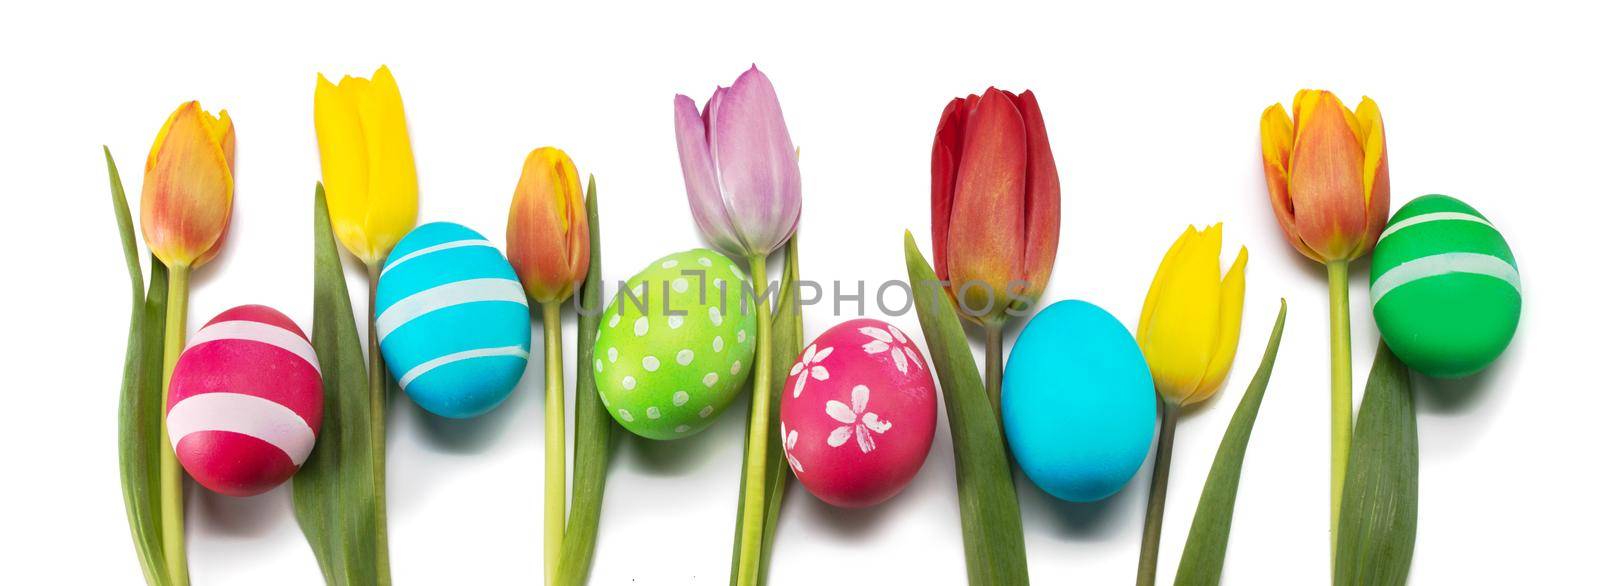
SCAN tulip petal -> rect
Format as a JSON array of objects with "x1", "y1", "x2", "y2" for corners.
[
  {"x1": 315, "y1": 73, "x2": 374, "y2": 260},
  {"x1": 1191, "y1": 245, "x2": 1248, "y2": 405},
  {"x1": 141, "y1": 101, "x2": 233, "y2": 268},
  {"x1": 708, "y1": 66, "x2": 802, "y2": 256},
  {"x1": 931, "y1": 96, "x2": 970, "y2": 283},
  {"x1": 1014, "y1": 90, "x2": 1061, "y2": 303},
  {"x1": 194, "y1": 109, "x2": 236, "y2": 267},
  {"x1": 209, "y1": 109, "x2": 236, "y2": 171},
  {"x1": 1290, "y1": 89, "x2": 1317, "y2": 137},
  {"x1": 1287, "y1": 91, "x2": 1368, "y2": 261},
  {"x1": 192, "y1": 205, "x2": 233, "y2": 268},
  {"x1": 1138, "y1": 225, "x2": 1193, "y2": 346},
  {"x1": 946, "y1": 88, "x2": 1026, "y2": 322},
  {"x1": 1354, "y1": 97, "x2": 1390, "y2": 255},
  {"x1": 674, "y1": 93, "x2": 746, "y2": 255},
  {"x1": 356, "y1": 65, "x2": 419, "y2": 263},
  {"x1": 1261, "y1": 103, "x2": 1319, "y2": 262}
]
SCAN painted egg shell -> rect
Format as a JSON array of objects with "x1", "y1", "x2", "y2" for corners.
[
  {"x1": 779, "y1": 318, "x2": 937, "y2": 508},
  {"x1": 376, "y1": 222, "x2": 531, "y2": 418},
  {"x1": 594, "y1": 249, "x2": 756, "y2": 440},
  {"x1": 167, "y1": 305, "x2": 323, "y2": 497},
  {"x1": 1371, "y1": 194, "x2": 1520, "y2": 378},
  {"x1": 1002, "y1": 300, "x2": 1156, "y2": 502}
]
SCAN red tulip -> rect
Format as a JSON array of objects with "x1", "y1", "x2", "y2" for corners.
[{"x1": 932, "y1": 88, "x2": 1060, "y2": 326}]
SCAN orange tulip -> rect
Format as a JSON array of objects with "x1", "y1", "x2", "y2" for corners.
[
  {"x1": 1262, "y1": 90, "x2": 1391, "y2": 557},
  {"x1": 507, "y1": 147, "x2": 591, "y2": 304},
  {"x1": 1260, "y1": 90, "x2": 1389, "y2": 263},
  {"x1": 140, "y1": 101, "x2": 235, "y2": 268},
  {"x1": 506, "y1": 146, "x2": 592, "y2": 581}
]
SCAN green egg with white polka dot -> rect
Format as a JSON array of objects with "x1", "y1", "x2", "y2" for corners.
[
  {"x1": 594, "y1": 249, "x2": 758, "y2": 439},
  {"x1": 1370, "y1": 194, "x2": 1520, "y2": 378}
]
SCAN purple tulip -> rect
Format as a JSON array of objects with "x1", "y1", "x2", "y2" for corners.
[{"x1": 674, "y1": 65, "x2": 802, "y2": 258}]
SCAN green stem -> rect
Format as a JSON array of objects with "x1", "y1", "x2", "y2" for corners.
[
  {"x1": 366, "y1": 262, "x2": 391, "y2": 586},
  {"x1": 983, "y1": 323, "x2": 1004, "y2": 420},
  {"x1": 1328, "y1": 259, "x2": 1352, "y2": 562},
  {"x1": 1136, "y1": 398, "x2": 1180, "y2": 586},
  {"x1": 160, "y1": 263, "x2": 191, "y2": 586},
  {"x1": 543, "y1": 301, "x2": 566, "y2": 586},
  {"x1": 734, "y1": 253, "x2": 773, "y2": 586}
]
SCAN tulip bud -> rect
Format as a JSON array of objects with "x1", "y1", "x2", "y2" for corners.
[
  {"x1": 507, "y1": 147, "x2": 590, "y2": 304},
  {"x1": 1136, "y1": 224, "x2": 1248, "y2": 406},
  {"x1": 314, "y1": 65, "x2": 419, "y2": 266},
  {"x1": 931, "y1": 88, "x2": 1061, "y2": 326},
  {"x1": 1261, "y1": 90, "x2": 1389, "y2": 263},
  {"x1": 140, "y1": 101, "x2": 234, "y2": 269},
  {"x1": 673, "y1": 65, "x2": 802, "y2": 259}
]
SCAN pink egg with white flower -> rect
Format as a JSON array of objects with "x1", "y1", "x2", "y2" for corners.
[
  {"x1": 779, "y1": 318, "x2": 937, "y2": 508},
  {"x1": 166, "y1": 305, "x2": 323, "y2": 497}
]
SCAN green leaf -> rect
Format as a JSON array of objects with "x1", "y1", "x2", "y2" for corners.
[
  {"x1": 556, "y1": 177, "x2": 616, "y2": 586},
  {"x1": 1334, "y1": 343, "x2": 1418, "y2": 586},
  {"x1": 292, "y1": 184, "x2": 379, "y2": 585},
  {"x1": 727, "y1": 236, "x2": 805, "y2": 586},
  {"x1": 1173, "y1": 300, "x2": 1288, "y2": 586},
  {"x1": 110, "y1": 148, "x2": 173, "y2": 586},
  {"x1": 904, "y1": 232, "x2": 1028, "y2": 585}
]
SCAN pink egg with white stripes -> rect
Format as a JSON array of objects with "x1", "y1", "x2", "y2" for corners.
[
  {"x1": 779, "y1": 318, "x2": 937, "y2": 508},
  {"x1": 166, "y1": 305, "x2": 323, "y2": 497}
]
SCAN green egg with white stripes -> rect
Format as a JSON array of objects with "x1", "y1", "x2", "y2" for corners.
[{"x1": 1370, "y1": 194, "x2": 1520, "y2": 378}]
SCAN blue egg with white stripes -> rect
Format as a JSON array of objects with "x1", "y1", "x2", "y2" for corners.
[{"x1": 376, "y1": 222, "x2": 531, "y2": 418}]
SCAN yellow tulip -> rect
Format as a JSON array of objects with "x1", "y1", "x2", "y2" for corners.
[
  {"x1": 1137, "y1": 224, "x2": 1248, "y2": 406},
  {"x1": 314, "y1": 65, "x2": 418, "y2": 265}
]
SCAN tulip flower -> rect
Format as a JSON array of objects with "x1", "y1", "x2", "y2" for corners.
[
  {"x1": 1261, "y1": 90, "x2": 1388, "y2": 552},
  {"x1": 508, "y1": 147, "x2": 591, "y2": 304},
  {"x1": 505, "y1": 147, "x2": 591, "y2": 584},
  {"x1": 312, "y1": 64, "x2": 419, "y2": 583},
  {"x1": 1262, "y1": 90, "x2": 1388, "y2": 264},
  {"x1": 930, "y1": 87, "x2": 1061, "y2": 415},
  {"x1": 674, "y1": 64, "x2": 800, "y2": 586},
  {"x1": 138, "y1": 99, "x2": 238, "y2": 586},
  {"x1": 673, "y1": 65, "x2": 802, "y2": 259},
  {"x1": 314, "y1": 65, "x2": 419, "y2": 267},
  {"x1": 141, "y1": 100, "x2": 234, "y2": 270},
  {"x1": 1139, "y1": 224, "x2": 1248, "y2": 406},
  {"x1": 1133, "y1": 224, "x2": 1247, "y2": 586}
]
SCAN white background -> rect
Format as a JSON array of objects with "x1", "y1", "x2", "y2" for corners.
[{"x1": 3, "y1": 1, "x2": 1595, "y2": 583}]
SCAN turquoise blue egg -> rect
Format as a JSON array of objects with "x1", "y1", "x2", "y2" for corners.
[
  {"x1": 376, "y1": 222, "x2": 531, "y2": 418},
  {"x1": 1001, "y1": 300, "x2": 1156, "y2": 502}
]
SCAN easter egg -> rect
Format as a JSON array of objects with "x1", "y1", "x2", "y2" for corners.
[
  {"x1": 593, "y1": 249, "x2": 756, "y2": 439},
  {"x1": 1370, "y1": 195, "x2": 1521, "y2": 378},
  {"x1": 1002, "y1": 300, "x2": 1156, "y2": 502},
  {"x1": 167, "y1": 305, "x2": 323, "y2": 496},
  {"x1": 779, "y1": 319, "x2": 937, "y2": 508},
  {"x1": 376, "y1": 222, "x2": 531, "y2": 418}
]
